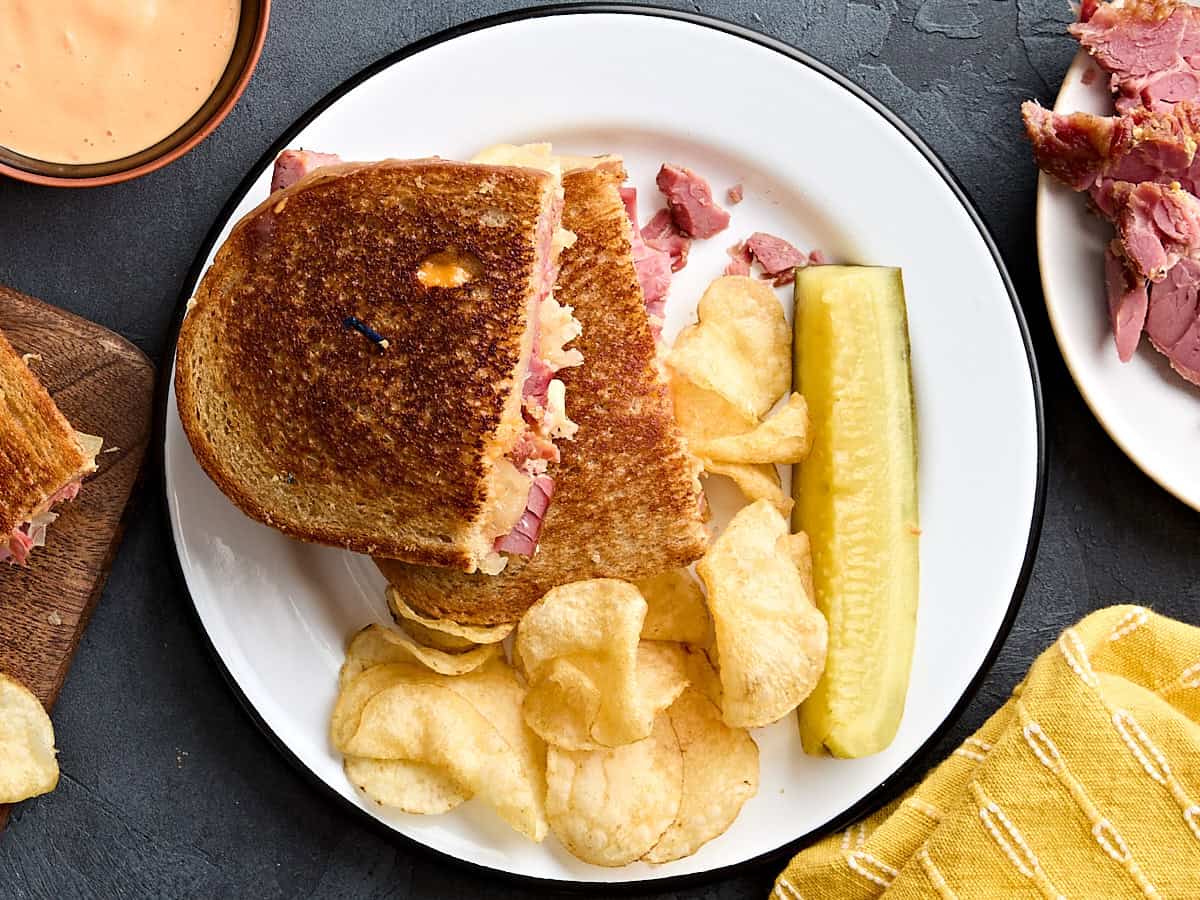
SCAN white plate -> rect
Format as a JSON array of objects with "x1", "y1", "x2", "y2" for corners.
[
  {"x1": 163, "y1": 8, "x2": 1044, "y2": 888},
  {"x1": 1040, "y1": 50, "x2": 1200, "y2": 510}
]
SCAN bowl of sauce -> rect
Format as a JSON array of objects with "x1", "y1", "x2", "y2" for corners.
[{"x1": 0, "y1": 0, "x2": 269, "y2": 187}]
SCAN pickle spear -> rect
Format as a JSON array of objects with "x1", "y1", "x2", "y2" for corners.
[{"x1": 793, "y1": 266, "x2": 919, "y2": 758}]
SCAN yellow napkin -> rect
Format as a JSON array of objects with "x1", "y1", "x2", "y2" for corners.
[{"x1": 775, "y1": 606, "x2": 1200, "y2": 899}]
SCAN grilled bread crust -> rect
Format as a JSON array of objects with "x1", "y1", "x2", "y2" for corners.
[
  {"x1": 376, "y1": 162, "x2": 708, "y2": 624},
  {"x1": 175, "y1": 159, "x2": 556, "y2": 569},
  {"x1": 0, "y1": 331, "x2": 89, "y2": 535}
]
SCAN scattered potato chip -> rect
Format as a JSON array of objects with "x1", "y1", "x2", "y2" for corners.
[
  {"x1": 691, "y1": 393, "x2": 811, "y2": 465},
  {"x1": 387, "y1": 587, "x2": 513, "y2": 645},
  {"x1": 667, "y1": 276, "x2": 790, "y2": 420},
  {"x1": 671, "y1": 376, "x2": 756, "y2": 444},
  {"x1": 633, "y1": 641, "x2": 690, "y2": 716},
  {"x1": 433, "y1": 660, "x2": 547, "y2": 820},
  {"x1": 518, "y1": 581, "x2": 692, "y2": 750},
  {"x1": 700, "y1": 459, "x2": 792, "y2": 518},
  {"x1": 521, "y1": 658, "x2": 601, "y2": 751},
  {"x1": 521, "y1": 637, "x2": 688, "y2": 751},
  {"x1": 644, "y1": 684, "x2": 759, "y2": 863},
  {"x1": 343, "y1": 679, "x2": 547, "y2": 841},
  {"x1": 681, "y1": 645, "x2": 723, "y2": 708},
  {"x1": 637, "y1": 570, "x2": 712, "y2": 646},
  {"x1": 697, "y1": 500, "x2": 828, "y2": 728},
  {"x1": 545, "y1": 713, "x2": 683, "y2": 866},
  {"x1": 345, "y1": 757, "x2": 470, "y2": 814},
  {"x1": 518, "y1": 579, "x2": 650, "y2": 749},
  {"x1": 331, "y1": 662, "x2": 422, "y2": 749},
  {"x1": 340, "y1": 624, "x2": 500, "y2": 685},
  {"x1": 0, "y1": 673, "x2": 59, "y2": 804},
  {"x1": 395, "y1": 616, "x2": 479, "y2": 653}
]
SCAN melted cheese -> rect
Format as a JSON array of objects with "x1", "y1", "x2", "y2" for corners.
[{"x1": 417, "y1": 249, "x2": 482, "y2": 288}]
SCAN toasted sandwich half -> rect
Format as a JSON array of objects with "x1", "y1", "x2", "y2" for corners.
[
  {"x1": 175, "y1": 157, "x2": 582, "y2": 574},
  {"x1": 376, "y1": 161, "x2": 709, "y2": 625},
  {"x1": 0, "y1": 332, "x2": 101, "y2": 565}
]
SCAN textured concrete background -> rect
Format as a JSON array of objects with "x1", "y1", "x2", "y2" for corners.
[{"x1": 3, "y1": 1, "x2": 1198, "y2": 897}]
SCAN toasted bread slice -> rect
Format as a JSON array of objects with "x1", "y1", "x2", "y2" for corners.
[
  {"x1": 0, "y1": 331, "x2": 98, "y2": 563},
  {"x1": 175, "y1": 159, "x2": 566, "y2": 571},
  {"x1": 376, "y1": 162, "x2": 709, "y2": 625}
]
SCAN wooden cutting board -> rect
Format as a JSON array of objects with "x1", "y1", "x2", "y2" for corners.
[{"x1": 0, "y1": 286, "x2": 154, "y2": 829}]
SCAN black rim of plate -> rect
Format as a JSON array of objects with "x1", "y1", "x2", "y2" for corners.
[{"x1": 156, "y1": 3, "x2": 1048, "y2": 893}]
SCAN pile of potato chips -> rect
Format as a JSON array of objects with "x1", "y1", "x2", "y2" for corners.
[
  {"x1": 669, "y1": 275, "x2": 812, "y2": 517},
  {"x1": 0, "y1": 672, "x2": 59, "y2": 805},
  {"x1": 331, "y1": 273, "x2": 828, "y2": 866}
]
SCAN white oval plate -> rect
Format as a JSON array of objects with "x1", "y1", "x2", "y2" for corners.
[
  {"x1": 163, "y1": 7, "x2": 1044, "y2": 888},
  {"x1": 1040, "y1": 49, "x2": 1200, "y2": 510}
]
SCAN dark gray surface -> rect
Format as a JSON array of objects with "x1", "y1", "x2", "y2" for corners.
[{"x1": 1, "y1": 1, "x2": 1195, "y2": 898}]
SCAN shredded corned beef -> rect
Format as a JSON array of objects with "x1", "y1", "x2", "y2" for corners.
[
  {"x1": 746, "y1": 232, "x2": 810, "y2": 285},
  {"x1": 642, "y1": 209, "x2": 691, "y2": 272},
  {"x1": 3, "y1": 527, "x2": 35, "y2": 566},
  {"x1": 725, "y1": 232, "x2": 819, "y2": 284},
  {"x1": 620, "y1": 187, "x2": 673, "y2": 325},
  {"x1": 725, "y1": 241, "x2": 753, "y2": 276},
  {"x1": 655, "y1": 164, "x2": 731, "y2": 238},
  {"x1": 0, "y1": 478, "x2": 83, "y2": 565}
]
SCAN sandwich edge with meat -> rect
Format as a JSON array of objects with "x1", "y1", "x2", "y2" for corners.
[
  {"x1": 375, "y1": 156, "x2": 709, "y2": 626},
  {"x1": 0, "y1": 332, "x2": 101, "y2": 565}
]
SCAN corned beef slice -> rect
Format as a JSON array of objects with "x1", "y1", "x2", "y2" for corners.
[
  {"x1": 1147, "y1": 256, "x2": 1200, "y2": 383},
  {"x1": 1021, "y1": 101, "x2": 1200, "y2": 196},
  {"x1": 1106, "y1": 242, "x2": 1150, "y2": 362},
  {"x1": 1072, "y1": 0, "x2": 1200, "y2": 113},
  {"x1": 1111, "y1": 181, "x2": 1200, "y2": 279},
  {"x1": 494, "y1": 476, "x2": 554, "y2": 556},
  {"x1": 271, "y1": 150, "x2": 344, "y2": 191}
]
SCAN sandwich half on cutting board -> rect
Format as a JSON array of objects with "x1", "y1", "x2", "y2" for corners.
[
  {"x1": 0, "y1": 331, "x2": 101, "y2": 565},
  {"x1": 175, "y1": 155, "x2": 582, "y2": 575},
  {"x1": 377, "y1": 160, "x2": 709, "y2": 626}
]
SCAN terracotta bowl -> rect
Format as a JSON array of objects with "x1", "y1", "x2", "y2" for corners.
[{"x1": 0, "y1": 0, "x2": 270, "y2": 188}]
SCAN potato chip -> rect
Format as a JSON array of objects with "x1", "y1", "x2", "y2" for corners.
[
  {"x1": 644, "y1": 684, "x2": 759, "y2": 863},
  {"x1": 340, "y1": 624, "x2": 500, "y2": 686},
  {"x1": 700, "y1": 459, "x2": 792, "y2": 518},
  {"x1": 633, "y1": 641, "x2": 690, "y2": 715},
  {"x1": 691, "y1": 393, "x2": 811, "y2": 465},
  {"x1": 518, "y1": 579, "x2": 643, "y2": 748},
  {"x1": 671, "y1": 376, "x2": 756, "y2": 444},
  {"x1": 779, "y1": 531, "x2": 815, "y2": 603},
  {"x1": 636, "y1": 569, "x2": 712, "y2": 646},
  {"x1": 387, "y1": 587, "x2": 513, "y2": 644},
  {"x1": 545, "y1": 713, "x2": 683, "y2": 866},
  {"x1": 331, "y1": 662, "x2": 421, "y2": 749},
  {"x1": 395, "y1": 616, "x2": 479, "y2": 653},
  {"x1": 345, "y1": 757, "x2": 470, "y2": 814},
  {"x1": 0, "y1": 673, "x2": 58, "y2": 804},
  {"x1": 344, "y1": 679, "x2": 547, "y2": 840},
  {"x1": 522, "y1": 639, "x2": 688, "y2": 752},
  {"x1": 518, "y1": 580, "x2": 690, "y2": 750},
  {"x1": 667, "y1": 276, "x2": 790, "y2": 420},
  {"x1": 697, "y1": 500, "x2": 828, "y2": 728},
  {"x1": 681, "y1": 645, "x2": 723, "y2": 707}
]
